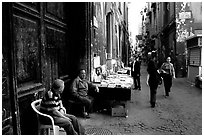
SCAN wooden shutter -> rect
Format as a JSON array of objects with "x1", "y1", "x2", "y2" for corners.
[{"x1": 189, "y1": 47, "x2": 201, "y2": 66}]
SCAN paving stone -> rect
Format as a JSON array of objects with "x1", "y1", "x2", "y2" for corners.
[{"x1": 78, "y1": 65, "x2": 201, "y2": 135}]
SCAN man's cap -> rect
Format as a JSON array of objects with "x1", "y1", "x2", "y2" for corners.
[{"x1": 52, "y1": 79, "x2": 64, "y2": 90}]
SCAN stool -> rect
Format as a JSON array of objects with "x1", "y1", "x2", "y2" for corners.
[{"x1": 66, "y1": 99, "x2": 85, "y2": 116}]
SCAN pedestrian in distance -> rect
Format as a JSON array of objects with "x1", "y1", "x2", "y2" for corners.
[
  {"x1": 160, "y1": 56, "x2": 176, "y2": 97},
  {"x1": 131, "y1": 56, "x2": 141, "y2": 90},
  {"x1": 40, "y1": 79, "x2": 85, "y2": 135},
  {"x1": 146, "y1": 52, "x2": 162, "y2": 108}
]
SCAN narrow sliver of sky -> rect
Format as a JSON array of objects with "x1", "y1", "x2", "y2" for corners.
[{"x1": 128, "y1": 2, "x2": 146, "y2": 45}]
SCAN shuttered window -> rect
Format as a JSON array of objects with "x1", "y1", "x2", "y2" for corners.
[{"x1": 189, "y1": 48, "x2": 201, "y2": 66}]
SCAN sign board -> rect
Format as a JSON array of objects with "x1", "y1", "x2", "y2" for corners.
[
  {"x1": 94, "y1": 56, "x2": 100, "y2": 68},
  {"x1": 93, "y1": 16, "x2": 98, "y2": 28},
  {"x1": 179, "y1": 12, "x2": 191, "y2": 19},
  {"x1": 194, "y1": 30, "x2": 202, "y2": 35}
]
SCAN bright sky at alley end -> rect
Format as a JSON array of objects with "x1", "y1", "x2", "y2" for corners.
[{"x1": 128, "y1": 2, "x2": 146, "y2": 45}]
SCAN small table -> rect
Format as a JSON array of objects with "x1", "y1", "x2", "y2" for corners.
[
  {"x1": 94, "y1": 73, "x2": 133, "y2": 101},
  {"x1": 93, "y1": 74, "x2": 133, "y2": 116},
  {"x1": 96, "y1": 85, "x2": 131, "y2": 101}
]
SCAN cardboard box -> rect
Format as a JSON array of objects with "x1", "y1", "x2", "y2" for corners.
[{"x1": 111, "y1": 104, "x2": 128, "y2": 117}]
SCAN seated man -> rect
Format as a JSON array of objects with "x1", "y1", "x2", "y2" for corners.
[
  {"x1": 40, "y1": 79, "x2": 85, "y2": 135},
  {"x1": 70, "y1": 69, "x2": 99, "y2": 118}
]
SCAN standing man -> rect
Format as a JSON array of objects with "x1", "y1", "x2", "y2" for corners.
[{"x1": 131, "y1": 56, "x2": 141, "y2": 90}]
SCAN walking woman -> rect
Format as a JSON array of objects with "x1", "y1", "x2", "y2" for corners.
[
  {"x1": 146, "y1": 52, "x2": 161, "y2": 108},
  {"x1": 160, "y1": 57, "x2": 176, "y2": 97}
]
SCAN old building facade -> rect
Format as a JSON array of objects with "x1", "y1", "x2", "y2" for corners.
[
  {"x1": 91, "y1": 2, "x2": 130, "y2": 76},
  {"x1": 2, "y1": 2, "x2": 129, "y2": 134},
  {"x1": 141, "y1": 2, "x2": 202, "y2": 78}
]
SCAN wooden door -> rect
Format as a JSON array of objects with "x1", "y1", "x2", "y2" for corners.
[
  {"x1": 2, "y1": 3, "x2": 19, "y2": 135},
  {"x1": 3, "y1": 2, "x2": 91, "y2": 134},
  {"x1": 43, "y1": 2, "x2": 68, "y2": 89},
  {"x1": 6, "y1": 2, "x2": 68, "y2": 134}
]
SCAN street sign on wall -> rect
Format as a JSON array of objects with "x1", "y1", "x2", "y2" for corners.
[{"x1": 179, "y1": 12, "x2": 191, "y2": 19}]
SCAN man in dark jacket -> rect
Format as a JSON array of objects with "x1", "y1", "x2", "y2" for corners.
[
  {"x1": 146, "y1": 52, "x2": 161, "y2": 108},
  {"x1": 131, "y1": 56, "x2": 141, "y2": 90},
  {"x1": 70, "y1": 69, "x2": 99, "y2": 118}
]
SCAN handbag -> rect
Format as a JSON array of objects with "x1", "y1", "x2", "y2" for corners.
[{"x1": 157, "y1": 72, "x2": 163, "y2": 85}]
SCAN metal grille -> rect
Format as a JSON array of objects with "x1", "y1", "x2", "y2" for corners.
[{"x1": 85, "y1": 127, "x2": 113, "y2": 135}]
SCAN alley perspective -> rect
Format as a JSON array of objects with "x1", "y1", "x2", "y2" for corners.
[
  {"x1": 2, "y1": 2, "x2": 202, "y2": 135},
  {"x1": 79, "y1": 63, "x2": 202, "y2": 135}
]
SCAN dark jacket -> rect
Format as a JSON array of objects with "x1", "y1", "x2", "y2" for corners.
[
  {"x1": 70, "y1": 76, "x2": 96, "y2": 98},
  {"x1": 147, "y1": 59, "x2": 161, "y2": 88},
  {"x1": 131, "y1": 60, "x2": 141, "y2": 76}
]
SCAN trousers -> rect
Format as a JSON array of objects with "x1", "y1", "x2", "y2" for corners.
[
  {"x1": 53, "y1": 113, "x2": 85, "y2": 135},
  {"x1": 75, "y1": 95, "x2": 94, "y2": 113},
  {"x1": 162, "y1": 74, "x2": 172, "y2": 96},
  {"x1": 133, "y1": 75, "x2": 141, "y2": 89},
  {"x1": 149, "y1": 83, "x2": 158, "y2": 107}
]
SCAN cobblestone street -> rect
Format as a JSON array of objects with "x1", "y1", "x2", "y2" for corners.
[
  {"x1": 2, "y1": 2, "x2": 202, "y2": 135},
  {"x1": 79, "y1": 64, "x2": 202, "y2": 135}
]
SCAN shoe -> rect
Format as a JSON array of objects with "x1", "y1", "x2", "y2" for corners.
[
  {"x1": 82, "y1": 112, "x2": 90, "y2": 118},
  {"x1": 151, "y1": 103, "x2": 155, "y2": 108},
  {"x1": 164, "y1": 95, "x2": 169, "y2": 98},
  {"x1": 138, "y1": 88, "x2": 141, "y2": 90}
]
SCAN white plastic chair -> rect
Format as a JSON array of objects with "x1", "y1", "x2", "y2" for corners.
[{"x1": 31, "y1": 99, "x2": 61, "y2": 135}]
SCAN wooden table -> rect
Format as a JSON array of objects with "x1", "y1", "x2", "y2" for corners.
[
  {"x1": 94, "y1": 73, "x2": 133, "y2": 101},
  {"x1": 93, "y1": 74, "x2": 133, "y2": 115},
  {"x1": 95, "y1": 85, "x2": 131, "y2": 101}
]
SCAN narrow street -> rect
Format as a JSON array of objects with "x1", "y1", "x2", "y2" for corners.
[
  {"x1": 2, "y1": 2, "x2": 202, "y2": 135},
  {"x1": 78, "y1": 63, "x2": 202, "y2": 135}
]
